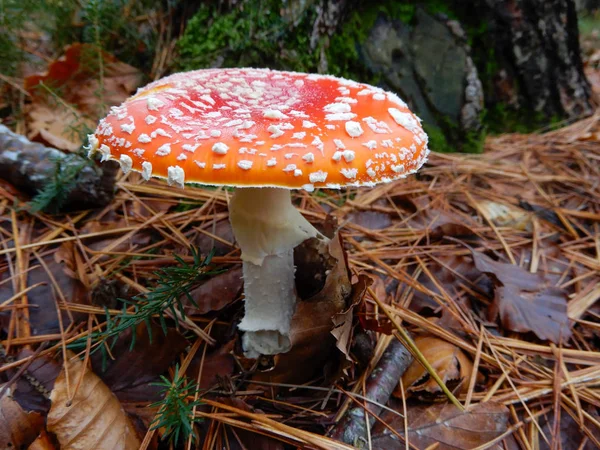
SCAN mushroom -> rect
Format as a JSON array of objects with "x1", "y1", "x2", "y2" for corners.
[{"x1": 88, "y1": 68, "x2": 429, "y2": 358}]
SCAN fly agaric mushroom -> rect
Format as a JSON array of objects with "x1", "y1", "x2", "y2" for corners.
[{"x1": 88, "y1": 68, "x2": 428, "y2": 358}]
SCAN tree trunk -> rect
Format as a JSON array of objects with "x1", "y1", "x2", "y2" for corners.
[{"x1": 477, "y1": 0, "x2": 595, "y2": 119}]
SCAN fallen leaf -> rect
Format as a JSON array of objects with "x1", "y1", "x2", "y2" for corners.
[
  {"x1": 346, "y1": 210, "x2": 393, "y2": 234},
  {"x1": 358, "y1": 276, "x2": 394, "y2": 335},
  {"x1": 188, "y1": 340, "x2": 236, "y2": 391},
  {"x1": 372, "y1": 401, "x2": 510, "y2": 450},
  {"x1": 397, "y1": 335, "x2": 482, "y2": 399},
  {"x1": 195, "y1": 220, "x2": 236, "y2": 256},
  {"x1": 468, "y1": 247, "x2": 571, "y2": 343},
  {"x1": 24, "y1": 43, "x2": 143, "y2": 150},
  {"x1": 184, "y1": 267, "x2": 243, "y2": 316},
  {"x1": 412, "y1": 253, "x2": 491, "y2": 315},
  {"x1": 10, "y1": 349, "x2": 62, "y2": 413},
  {"x1": 48, "y1": 351, "x2": 141, "y2": 449},
  {"x1": 28, "y1": 429, "x2": 59, "y2": 450},
  {"x1": 518, "y1": 200, "x2": 585, "y2": 236},
  {"x1": 393, "y1": 194, "x2": 476, "y2": 236},
  {"x1": 91, "y1": 322, "x2": 188, "y2": 403},
  {"x1": 0, "y1": 254, "x2": 87, "y2": 336},
  {"x1": 0, "y1": 386, "x2": 45, "y2": 450},
  {"x1": 537, "y1": 406, "x2": 600, "y2": 450},
  {"x1": 477, "y1": 200, "x2": 531, "y2": 231},
  {"x1": 331, "y1": 274, "x2": 371, "y2": 361}
]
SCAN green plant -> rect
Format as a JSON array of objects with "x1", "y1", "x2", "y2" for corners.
[
  {"x1": 150, "y1": 364, "x2": 203, "y2": 444},
  {"x1": 178, "y1": 0, "x2": 320, "y2": 72},
  {"x1": 71, "y1": 247, "x2": 220, "y2": 354},
  {"x1": 27, "y1": 154, "x2": 93, "y2": 213}
]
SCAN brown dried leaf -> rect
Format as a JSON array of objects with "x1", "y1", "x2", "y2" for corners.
[
  {"x1": 11, "y1": 349, "x2": 62, "y2": 413},
  {"x1": 0, "y1": 387, "x2": 45, "y2": 449},
  {"x1": 468, "y1": 247, "x2": 571, "y2": 343},
  {"x1": 539, "y1": 406, "x2": 600, "y2": 450},
  {"x1": 331, "y1": 274, "x2": 371, "y2": 360},
  {"x1": 188, "y1": 341, "x2": 236, "y2": 391},
  {"x1": 398, "y1": 336, "x2": 481, "y2": 399},
  {"x1": 346, "y1": 210, "x2": 392, "y2": 230},
  {"x1": 28, "y1": 429, "x2": 59, "y2": 450},
  {"x1": 0, "y1": 254, "x2": 87, "y2": 336},
  {"x1": 184, "y1": 267, "x2": 243, "y2": 316},
  {"x1": 372, "y1": 401, "x2": 510, "y2": 450},
  {"x1": 91, "y1": 322, "x2": 188, "y2": 403},
  {"x1": 412, "y1": 253, "x2": 490, "y2": 315},
  {"x1": 24, "y1": 43, "x2": 143, "y2": 150},
  {"x1": 48, "y1": 351, "x2": 141, "y2": 449},
  {"x1": 477, "y1": 200, "x2": 531, "y2": 231}
]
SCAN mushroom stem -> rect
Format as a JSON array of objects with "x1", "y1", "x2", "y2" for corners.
[{"x1": 228, "y1": 187, "x2": 324, "y2": 358}]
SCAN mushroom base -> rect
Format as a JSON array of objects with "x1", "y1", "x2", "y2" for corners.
[
  {"x1": 228, "y1": 187, "x2": 322, "y2": 358},
  {"x1": 239, "y1": 250, "x2": 295, "y2": 358}
]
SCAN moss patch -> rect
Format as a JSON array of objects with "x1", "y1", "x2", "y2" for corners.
[
  {"x1": 424, "y1": 120, "x2": 486, "y2": 154},
  {"x1": 485, "y1": 104, "x2": 563, "y2": 134},
  {"x1": 177, "y1": 1, "x2": 320, "y2": 72},
  {"x1": 176, "y1": 0, "x2": 491, "y2": 152},
  {"x1": 177, "y1": 0, "x2": 418, "y2": 79}
]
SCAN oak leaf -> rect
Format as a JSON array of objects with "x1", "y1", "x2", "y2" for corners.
[
  {"x1": 24, "y1": 43, "x2": 142, "y2": 151},
  {"x1": 468, "y1": 247, "x2": 571, "y2": 343}
]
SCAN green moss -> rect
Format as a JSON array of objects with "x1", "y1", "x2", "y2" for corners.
[
  {"x1": 326, "y1": 1, "x2": 415, "y2": 81},
  {"x1": 177, "y1": 0, "x2": 417, "y2": 81},
  {"x1": 178, "y1": 1, "x2": 320, "y2": 72},
  {"x1": 177, "y1": 0, "x2": 493, "y2": 153},
  {"x1": 423, "y1": 124, "x2": 454, "y2": 153},
  {"x1": 424, "y1": 120, "x2": 486, "y2": 154},
  {"x1": 485, "y1": 104, "x2": 562, "y2": 134},
  {"x1": 579, "y1": 10, "x2": 600, "y2": 36}
]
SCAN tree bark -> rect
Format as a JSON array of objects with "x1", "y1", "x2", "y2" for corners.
[
  {"x1": 0, "y1": 125, "x2": 116, "y2": 211},
  {"x1": 328, "y1": 338, "x2": 413, "y2": 447},
  {"x1": 479, "y1": 0, "x2": 595, "y2": 118}
]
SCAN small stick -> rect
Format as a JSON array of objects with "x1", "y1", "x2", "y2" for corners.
[
  {"x1": 328, "y1": 338, "x2": 413, "y2": 446},
  {"x1": 0, "y1": 342, "x2": 49, "y2": 399}
]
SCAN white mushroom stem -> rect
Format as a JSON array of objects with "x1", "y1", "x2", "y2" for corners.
[{"x1": 228, "y1": 187, "x2": 325, "y2": 358}]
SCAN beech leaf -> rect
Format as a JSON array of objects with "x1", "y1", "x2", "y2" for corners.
[
  {"x1": 372, "y1": 401, "x2": 510, "y2": 450},
  {"x1": 48, "y1": 351, "x2": 141, "y2": 450},
  {"x1": 398, "y1": 335, "x2": 482, "y2": 399}
]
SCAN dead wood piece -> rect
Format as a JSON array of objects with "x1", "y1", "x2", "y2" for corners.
[
  {"x1": 328, "y1": 338, "x2": 412, "y2": 446},
  {"x1": 0, "y1": 125, "x2": 116, "y2": 210}
]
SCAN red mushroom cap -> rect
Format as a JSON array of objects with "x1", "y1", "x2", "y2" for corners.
[{"x1": 91, "y1": 68, "x2": 428, "y2": 190}]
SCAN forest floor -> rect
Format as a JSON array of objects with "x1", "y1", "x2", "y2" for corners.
[{"x1": 1, "y1": 10, "x2": 600, "y2": 450}]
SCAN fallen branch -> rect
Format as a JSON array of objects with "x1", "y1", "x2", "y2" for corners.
[
  {"x1": 328, "y1": 338, "x2": 413, "y2": 446},
  {"x1": 0, "y1": 125, "x2": 116, "y2": 211}
]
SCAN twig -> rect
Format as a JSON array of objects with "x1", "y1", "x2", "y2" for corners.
[
  {"x1": 328, "y1": 338, "x2": 412, "y2": 446},
  {"x1": 367, "y1": 285, "x2": 465, "y2": 410},
  {"x1": 0, "y1": 342, "x2": 49, "y2": 399}
]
